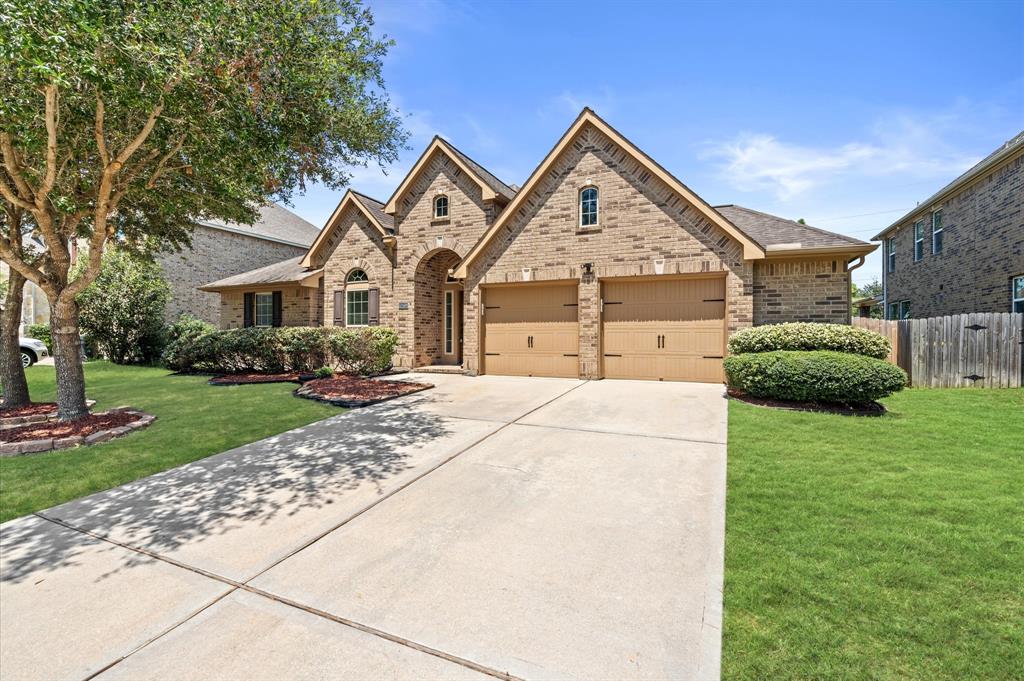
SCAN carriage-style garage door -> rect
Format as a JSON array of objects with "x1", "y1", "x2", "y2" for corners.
[
  {"x1": 483, "y1": 283, "x2": 579, "y2": 378},
  {"x1": 602, "y1": 277, "x2": 726, "y2": 383}
]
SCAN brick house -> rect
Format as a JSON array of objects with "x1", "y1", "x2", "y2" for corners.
[
  {"x1": 202, "y1": 109, "x2": 875, "y2": 383},
  {"x1": 873, "y1": 131, "x2": 1024, "y2": 319}
]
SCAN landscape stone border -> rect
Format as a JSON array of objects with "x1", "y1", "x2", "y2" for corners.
[
  {"x1": 294, "y1": 380, "x2": 433, "y2": 408},
  {"x1": 0, "y1": 400, "x2": 97, "y2": 429},
  {"x1": 0, "y1": 408, "x2": 156, "y2": 457}
]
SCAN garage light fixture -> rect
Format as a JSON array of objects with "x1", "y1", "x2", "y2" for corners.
[{"x1": 582, "y1": 262, "x2": 594, "y2": 275}]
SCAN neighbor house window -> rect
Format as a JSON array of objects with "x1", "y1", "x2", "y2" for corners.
[
  {"x1": 580, "y1": 186, "x2": 598, "y2": 227},
  {"x1": 932, "y1": 210, "x2": 943, "y2": 254},
  {"x1": 887, "y1": 236, "x2": 896, "y2": 272},
  {"x1": 888, "y1": 302, "x2": 898, "y2": 320},
  {"x1": 346, "y1": 269, "x2": 369, "y2": 326},
  {"x1": 254, "y1": 293, "x2": 274, "y2": 327},
  {"x1": 1013, "y1": 275, "x2": 1024, "y2": 313},
  {"x1": 434, "y1": 195, "x2": 449, "y2": 219},
  {"x1": 913, "y1": 220, "x2": 924, "y2": 262},
  {"x1": 899, "y1": 300, "x2": 911, "y2": 320}
]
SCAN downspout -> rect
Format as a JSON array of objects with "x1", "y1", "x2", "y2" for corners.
[{"x1": 846, "y1": 256, "x2": 866, "y2": 323}]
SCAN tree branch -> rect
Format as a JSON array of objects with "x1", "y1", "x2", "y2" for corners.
[
  {"x1": 0, "y1": 134, "x2": 36, "y2": 207},
  {"x1": 145, "y1": 134, "x2": 186, "y2": 189},
  {"x1": 36, "y1": 84, "x2": 59, "y2": 205},
  {"x1": 94, "y1": 95, "x2": 110, "y2": 168}
]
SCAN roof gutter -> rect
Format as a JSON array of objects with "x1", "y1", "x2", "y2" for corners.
[{"x1": 763, "y1": 243, "x2": 878, "y2": 259}]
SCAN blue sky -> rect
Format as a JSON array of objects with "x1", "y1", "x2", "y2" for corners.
[{"x1": 292, "y1": 0, "x2": 1024, "y2": 285}]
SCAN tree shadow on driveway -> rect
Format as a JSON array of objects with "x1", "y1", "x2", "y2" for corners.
[{"x1": 1, "y1": 398, "x2": 471, "y2": 585}]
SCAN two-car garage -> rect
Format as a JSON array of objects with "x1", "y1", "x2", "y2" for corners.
[{"x1": 480, "y1": 275, "x2": 726, "y2": 383}]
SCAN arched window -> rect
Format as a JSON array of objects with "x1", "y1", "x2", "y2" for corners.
[
  {"x1": 345, "y1": 269, "x2": 369, "y2": 325},
  {"x1": 580, "y1": 186, "x2": 598, "y2": 227},
  {"x1": 434, "y1": 195, "x2": 449, "y2": 219}
]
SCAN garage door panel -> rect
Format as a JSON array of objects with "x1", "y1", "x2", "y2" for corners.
[
  {"x1": 483, "y1": 285, "x2": 579, "y2": 379},
  {"x1": 602, "y1": 277, "x2": 725, "y2": 383}
]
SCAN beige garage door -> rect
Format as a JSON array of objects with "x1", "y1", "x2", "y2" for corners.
[
  {"x1": 602, "y1": 277, "x2": 725, "y2": 383},
  {"x1": 483, "y1": 283, "x2": 579, "y2": 378}
]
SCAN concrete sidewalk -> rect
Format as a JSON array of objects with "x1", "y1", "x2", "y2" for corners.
[{"x1": 1, "y1": 374, "x2": 727, "y2": 681}]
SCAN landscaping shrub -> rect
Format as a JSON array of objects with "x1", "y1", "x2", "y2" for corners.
[
  {"x1": 76, "y1": 249, "x2": 170, "y2": 364},
  {"x1": 727, "y1": 322, "x2": 890, "y2": 359},
  {"x1": 162, "y1": 315, "x2": 217, "y2": 371},
  {"x1": 25, "y1": 323, "x2": 52, "y2": 352},
  {"x1": 724, "y1": 350, "x2": 907, "y2": 404},
  {"x1": 314, "y1": 366, "x2": 334, "y2": 379},
  {"x1": 164, "y1": 326, "x2": 398, "y2": 376}
]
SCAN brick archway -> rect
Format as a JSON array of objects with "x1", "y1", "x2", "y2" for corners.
[{"x1": 413, "y1": 248, "x2": 463, "y2": 367}]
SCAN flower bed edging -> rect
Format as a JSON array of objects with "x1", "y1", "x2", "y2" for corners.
[
  {"x1": 0, "y1": 400, "x2": 97, "y2": 429},
  {"x1": 294, "y1": 377, "x2": 433, "y2": 408},
  {"x1": 0, "y1": 408, "x2": 156, "y2": 457}
]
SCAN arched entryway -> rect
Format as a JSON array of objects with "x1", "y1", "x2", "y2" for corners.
[{"x1": 413, "y1": 248, "x2": 463, "y2": 367}]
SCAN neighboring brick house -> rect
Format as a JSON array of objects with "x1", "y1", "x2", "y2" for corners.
[
  {"x1": 203, "y1": 109, "x2": 875, "y2": 383},
  {"x1": 874, "y1": 131, "x2": 1024, "y2": 319},
  {"x1": 159, "y1": 204, "x2": 320, "y2": 325}
]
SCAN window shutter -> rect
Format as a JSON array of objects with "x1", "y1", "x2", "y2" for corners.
[
  {"x1": 271, "y1": 291, "x2": 283, "y2": 327},
  {"x1": 368, "y1": 288, "x2": 380, "y2": 326},
  {"x1": 243, "y1": 292, "x2": 254, "y2": 327},
  {"x1": 333, "y1": 291, "x2": 345, "y2": 326}
]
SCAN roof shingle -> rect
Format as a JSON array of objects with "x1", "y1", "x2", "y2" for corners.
[
  {"x1": 714, "y1": 205, "x2": 871, "y2": 251},
  {"x1": 200, "y1": 203, "x2": 321, "y2": 248},
  {"x1": 199, "y1": 256, "x2": 318, "y2": 290}
]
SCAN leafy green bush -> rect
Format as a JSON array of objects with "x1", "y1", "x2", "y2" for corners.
[
  {"x1": 724, "y1": 350, "x2": 907, "y2": 404},
  {"x1": 25, "y1": 323, "x2": 52, "y2": 352},
  {"x1": 728, "y1": 322, "x2": 890, "y2": 359},
  {"x1": 162, "y1": 315, "x2": 217, "y2": 371},
  {"x1": 76, "y1": 249, "x2": 170, "y2": 364},
  {"x1": 314, "y1": 366, "x2": 334, "y2": 379},
  {"x1": 164, "y1": 326, "x2": 398, "y2": 376}
]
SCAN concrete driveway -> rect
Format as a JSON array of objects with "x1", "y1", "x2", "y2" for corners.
[{"x1": 0, "y1": 374, "x2": 728, "y2": 681}]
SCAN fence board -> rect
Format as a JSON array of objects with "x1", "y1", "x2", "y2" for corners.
[{"x1": 853, "y1": 312, "x2": 1023, "y2": 388}]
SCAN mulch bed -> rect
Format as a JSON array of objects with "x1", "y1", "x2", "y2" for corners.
[
  {"x1": 295, "y1": 375, "x2": 433, "y2": 407},
  {"x1": 0, "y1": 402, "x2": 59, "y2": 419},
  {"x1": 209, "y1": 372, "x2": 305, "y2": 385},
  {"x1": 727, "y1": 389, "x2": 886, "y2": 417},
  {"x1": 0, "y1": 408, "x2": 156, "y2": 455}
]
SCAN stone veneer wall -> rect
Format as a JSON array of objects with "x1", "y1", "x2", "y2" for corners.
[
  {"x1": 157, "y1": 224, "x2": 308, "y2": 326},
  {"x1": 219, "y1": 285, "x2": 320, "y2": 328},
  {"x1": 883, "y1": 151, "x2": 1023, "y2": 317},
  {"x1": 752, "y1": 258, "x2": 851, "y2": 324},
  {"x1": 462, "y1": 122, "x2": 752, "y2": 378}
]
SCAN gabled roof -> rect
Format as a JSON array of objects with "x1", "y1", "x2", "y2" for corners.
[
  {"x1": 873, "y1": 129, "x2": 1024, "y2": 240},
  {"x1": 300, "y1": 190, "x2": 394, "y2": 268},
  {"x1": 715, "y1": 205, "x2": 875, "y2": 257},
  {"x1": 453, "y1": 109, "x2": 765, "y2": 278},
  {"x1": 199, "y1": 256, "x2": 322, "y2": 291},
  {"x1": 383, "y1": 136, "x2": 516, "y2": 214},
  {"x1": 200, "y1": 203, "x2": 320, "y2": 248}
]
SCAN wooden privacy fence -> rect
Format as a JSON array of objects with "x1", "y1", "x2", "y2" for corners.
[{"x1": 853, "y1": 313, "x2": 1024, "y2": 388}]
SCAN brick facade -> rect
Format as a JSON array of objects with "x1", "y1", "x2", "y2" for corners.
[
  {"x1": 219, "y1": 286, "x2": 320, "y2": 328},
  {"x1": 753, "y1": 258, "x2": 851, "y2": 324},
  {"x1": 158, "y1": 224, "x2": 308, "y2": 325},
  {"x1": 881, "y1": 150, "x2": 1024, "y2": 318}
]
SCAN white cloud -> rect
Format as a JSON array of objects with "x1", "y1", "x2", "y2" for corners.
[
  {"x1": 542, "y1": 87, "x2": 618, "y2": 119},
  {"x1": 703, "y1": 111, "x2": 982, "y2": 201}
]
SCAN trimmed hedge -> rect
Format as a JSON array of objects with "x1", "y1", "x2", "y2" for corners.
[
  {"x1": 724, "y1": 350, "x2": 907, "y2": 404},
  {"x1": 727, "y1": 322, "x2": 890, "y2": 359},
  {"x1": 162, "y1": 326, "x2": 399, "y2": 376}
]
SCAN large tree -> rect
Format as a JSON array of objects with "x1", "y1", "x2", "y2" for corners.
[
  {"x1": 0, "y1": 203, "x2": 32, "y2": 408},
  {"x1": 0, "y1": 0, "x2": 404, "y2": 419}
]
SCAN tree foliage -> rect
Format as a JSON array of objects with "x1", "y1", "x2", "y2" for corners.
[{"x1": 76, "y1": 248, "x2": 170, "y2": 364}]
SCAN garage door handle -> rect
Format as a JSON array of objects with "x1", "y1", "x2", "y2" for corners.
[
  {"x1": 703, "y1": 298, "x2": 725, "y2": 302},
  {"x1": 485, "y1": 352, "x2": 500, "y2": 356},
  {"x1": 703, "y1": 355, "x2": 724, "y2": 359},
  {"x1": 604, "y1": 353, "x2": 622, "y2": 357},
  {"x1": 563, "y1": 353, "x2": 578, "y2": 357}
]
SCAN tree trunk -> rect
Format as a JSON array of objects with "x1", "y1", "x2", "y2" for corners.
[
  {"x1": 50, "y1": 296, "x2": 89, "y2": 420},
  {"x1": 0, "y1": 271, "x2": 31, "y2": 409}
]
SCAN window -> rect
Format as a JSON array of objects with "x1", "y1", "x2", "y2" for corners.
[
  {"x1": 887, "y1": 236, "x2": 896, "y2": 272},
  {"x1": 888, "y1": 300, "x2": 911, "y2": 320},
  {"x1": 913, "y1": 220, "x2": 924, "y2": 262},
  {"x1": 254, "y1": 293, "x2": 274, "y2": 327},
  {"x1": 932, "y1": 210, "x2": 943, "y2": 254},
  {"x1": 1013, "y1": 275, "x2": 1024, "y2": 313},
  {"x1": 579, "y1": 186, "x2": 598, "y2": 227},
  {"x1": 346, "y1": 269, "x2": 369, "y2": 326},
  {"x1": 444, "y1": 290, "x2": 454, "y2": 354},
  {"x1": 888, "y1": 302, "x2": 898, "y2": 320},
  {"x1": 434, "y1": 195, "x2": 449, "y2": 219},
  {"x1": 899, "y1": 300, "x2": 911, "y2": 320}
]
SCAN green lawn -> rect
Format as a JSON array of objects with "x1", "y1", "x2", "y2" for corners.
[
  {"x1": 1, "y1": 361, "x2": 337, "y2": 523},
  {"x1": 723, "y1": 388, "x2": 1024, "y2": 680}
]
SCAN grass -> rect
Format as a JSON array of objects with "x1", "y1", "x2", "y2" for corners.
[
  {"x1": 0, "y1": 361, "x2": 338, "y2": 523},
  {"x1": 723, "y1": 388, "x2": 1024, "y2": 680}
]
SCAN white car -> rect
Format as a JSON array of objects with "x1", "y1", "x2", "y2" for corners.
[{"x1": 19, "y1": 336, "x2": 49, "y2": 368}]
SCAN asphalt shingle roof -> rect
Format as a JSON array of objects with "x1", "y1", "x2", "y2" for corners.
[
  {"x1": 200, "y1": 256, "x2": 317, "y2": 290},
  {"x1": 714, "y1": 205, "x2": 871, "y2": 251},
  {"x1": 438, "y1": 138, "x2": 518, "y2": 202},
  {"x1": 200, "y1": 203, "x2": 321, "y2": 248},
  {"x1": 350, "y1": 191, "x2": 395, "y2": 233}
]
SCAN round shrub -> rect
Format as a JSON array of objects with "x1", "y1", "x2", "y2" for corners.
[
  {"x1": 329, "y1": 327, "x2": 398, "y2": 375},
  {"x1": 727, "y1": 322, "x2": 890, "y2": 359},
  {"x1": 162, "y1": 314, "x2": 216, "y2": 371},
  {"x1": 724, "y1": 350, "x2": 907, "y2": 404}
]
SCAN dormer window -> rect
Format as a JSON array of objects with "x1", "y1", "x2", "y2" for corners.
[
  {"x1": 434, "y1": 195, "x2": 449, "y2": 219},
  {"x1": 580, "y1": 186, "x2": 598, "y2": 227}
]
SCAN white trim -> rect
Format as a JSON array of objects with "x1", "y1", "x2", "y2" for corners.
[
  {"x1": 579, "y1": 186, "x2": 599, "y2": 228},
  {"x1": 254, "y1": 292, "x2": 274, "y2": 327},
  {"x1": 434, "y1": 194, "x2": 450, "y2": 219}
]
